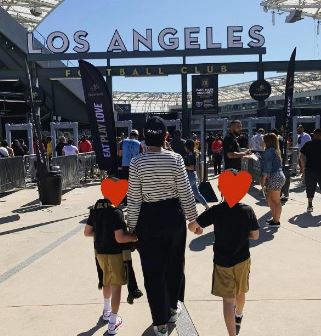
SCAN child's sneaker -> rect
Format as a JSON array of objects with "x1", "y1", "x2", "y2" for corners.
[
  {"x1": 102, "y1": 309, "x2": 111, "y2": 322},
  {"x1": 235, "y1": 314, "x2": 243, "y2": 335},
  {"x1": 108, "y1": 316, "x2": 122, "y2": 335},
  {"x1": 153, "y1": 325, "x2": 168, "y2": 336}
]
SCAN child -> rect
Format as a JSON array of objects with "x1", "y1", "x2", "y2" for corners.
[
  {"x1": 188, "y1": 199, "x2": 259, "y2": 336},
  {"x1": 84, "y1": 198, "x2": 139, "y2": 335}
]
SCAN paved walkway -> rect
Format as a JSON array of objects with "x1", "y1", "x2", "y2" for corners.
[{"x1": 0, "y1": 178, "x2": 320, "y2": 336}]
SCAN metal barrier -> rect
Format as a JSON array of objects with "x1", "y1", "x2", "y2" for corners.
[
  {"x1": 51, "y1": 155, "x2": 80, "y2": 190},
  {"x1": 0, "y1": 157, "x2": 26, "y2": 193},
  {"x1": 78, "y1": 152, "x2": 97, "y2": 182},
  {"x1": 51, "y1": 152, "x2": 97, "y2": 190}
]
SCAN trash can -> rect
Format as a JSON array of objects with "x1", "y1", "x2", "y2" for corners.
[{"x1": 41, "y1": 169, "x2": 63, "y2": 205}]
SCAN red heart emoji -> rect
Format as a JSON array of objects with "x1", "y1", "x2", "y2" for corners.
[
  {"x1": 218, "y1": 171, "x2": 252, "y2": 208},
  {"x1": 101, "y1": 179, "x2": 128, "y2": 207}
]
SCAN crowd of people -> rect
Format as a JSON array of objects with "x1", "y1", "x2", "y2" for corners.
[
  {"x1": 84, "y1": 117, "x2": 320, "y2": 336},
  {"x1": 0, "y1": 135, "x2": 94, "y2": 159}
]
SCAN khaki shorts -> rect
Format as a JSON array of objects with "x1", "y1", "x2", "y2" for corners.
[
  {"x1": 96, "y1": 253, "x2": 127, "y2": 286},
  {"x1": 211, "y1": 258, "x2": 251, "y2": 298}
]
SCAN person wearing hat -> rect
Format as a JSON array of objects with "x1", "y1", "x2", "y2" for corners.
[
  {"x1": 120, "y1": 129, "x2": 141, "y2": 179},
  {"x1": 127, "y1": 117, "x2": 198, "y2": 336}
]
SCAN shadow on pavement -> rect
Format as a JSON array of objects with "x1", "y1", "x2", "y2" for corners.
[
  {"x1": 189, "y1": 231, "x2": 215, "y2": 252},
  {"x1": 0, "y1": 214, "x2": 20, "y2": 225},
  {"x1": 77, "y1": 317, "x2": 106, "y2": 336},
  {"x1": 250, "y1": 211, "x2": 278, "y2": 248},
  {"x1": 141, "y1": 324, "x2": 176, "y2": 336},
  {"x1": 13, "y1": 204, "x2": 53, "y2": 214},
  {"x1": 288, "y1": 212, "x2": 321, "y2": 228},
  {"x1": 289, "y1": 183, "x2": 306, "y2": 194},
  {"x1": 0, "y1": 214, "x2": 87, "y2": 236}
]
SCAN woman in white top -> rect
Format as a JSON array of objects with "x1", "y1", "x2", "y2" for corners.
[
  {"x1": 62, "y1": 139, "x2": 79, "y2": 156},
  {"x1": 127, "y1": 117, "x2": 198, "y2": 336}
]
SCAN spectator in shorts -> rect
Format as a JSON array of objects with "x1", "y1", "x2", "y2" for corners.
[
  {"x1": 300, "y1": 128, "x2": 321, "y2": 212},
  {"x1": 188, "y1": 179, "x2": 260, "y2": 336},
  {"x1": 62, "y1": 139, "x2": 79, "y2": 156},
  {"x1": 84, "y1": 198, "x2": 139, "y2": 334},
  {"x1": 261, "y1": 133, "x2": 286, "y2": 228}
]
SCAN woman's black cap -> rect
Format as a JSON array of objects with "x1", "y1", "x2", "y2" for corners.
[{"x1": 144, "y1": 117, "x2": 167, "y2": 146}]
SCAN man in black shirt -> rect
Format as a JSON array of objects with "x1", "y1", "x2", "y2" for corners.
[
  {"x1": 300, "y1": 128, "x2": 321, "y2": 212},
  {"x1": 189, "y1": 201, "x2": 259, "y2": 336},
  {"x1": 223, "y1": 121, "x2": 251, "y2": 171},
  {"x1": 55, "y1": 136, "x2": 66, "y2": 156},
  {"x1": 170, "y1": 130, "x2": 186, "y2": 158}
]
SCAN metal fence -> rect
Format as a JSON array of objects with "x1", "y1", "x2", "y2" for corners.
[
  {"x1": 0, "y1": 152, "x2": 97, "y2": 194},
  {"x1": 0, "y1": 157, "x2": 26, "y2": 193},
  {"x1": 52, "y1": 152, "x2": 96, "y2": 190}
]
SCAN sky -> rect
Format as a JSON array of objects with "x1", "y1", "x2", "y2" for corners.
[{"x1": 37, "y1": 0, "x2": 321, "y2": 92}]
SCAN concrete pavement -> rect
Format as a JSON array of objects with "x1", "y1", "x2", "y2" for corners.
[{"x1": 0, "y1": 178, "x2": 320, "y2": 335}]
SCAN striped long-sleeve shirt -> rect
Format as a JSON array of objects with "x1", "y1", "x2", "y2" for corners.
[{"x1": 127, "y1": 149, "x2": 198, "y2": 231}]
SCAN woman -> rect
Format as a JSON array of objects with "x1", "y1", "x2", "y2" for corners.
[
  {"x1": 261, "y1": 133, "x2": 286, "y2": 228},
  {"x1": 184, "y1": 139, "x2": 209, "y2": 210},
  {"x1": 127, "y1": 117, "x2": 198, "y2": 336}
]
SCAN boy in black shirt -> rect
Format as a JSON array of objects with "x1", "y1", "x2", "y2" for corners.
[
  {"x1": 84, "y1": 198, "x2": 139, "y2": 335},
  {"x1": 189, "y1": 200, "x2": 259, "y2": 336}
]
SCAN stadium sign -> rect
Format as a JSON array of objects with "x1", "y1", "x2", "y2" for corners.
[{"x1": 27, "y1": 25, "x2": 265, "y2": 54}]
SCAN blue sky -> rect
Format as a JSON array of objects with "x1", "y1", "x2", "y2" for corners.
[{"x1": 38, "y1": 0, "x2": 319, "y2": 92}]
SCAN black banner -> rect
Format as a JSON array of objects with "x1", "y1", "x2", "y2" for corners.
[
  {"x1": 78, "y1": 60, "x2": 117, "y2": 175},
  {"x1": 283, "y1": 48, "x2": 296, "y2": 130},
  {"x1": 192, "y1": 75, "x2": 218, "y2": 114},
  {"x1": 282, "y1": 47, "x2": 296, "y2": 167}
]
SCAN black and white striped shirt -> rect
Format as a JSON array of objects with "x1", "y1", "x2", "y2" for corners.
[{"x1": 127, "y1": 149, "x2": 198, "y2": 231}]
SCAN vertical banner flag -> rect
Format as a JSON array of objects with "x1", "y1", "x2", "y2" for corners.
[
  {"x1": 282, "y1": 48, "x2": 296, "y2": 167},
  {"x1": 79, "y1": 60, "x2": 118, "y2": 175},
  {"x1": 283, "y1": 48, "x2": 296, "y2": 130}
]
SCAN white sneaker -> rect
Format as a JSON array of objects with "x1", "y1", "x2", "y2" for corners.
[
  {"x1": 108, "y1": 316, "x2": 122, "y2": 335},
  {"x1": 102, "y1": 309, "x2": 111, "y2": 322},
  {"x1": 168, "y1": 301, "x2": 183, "y2": 323},
  {"x1": 153, "y1": 325, "x2": 168, "y2": 336}
]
